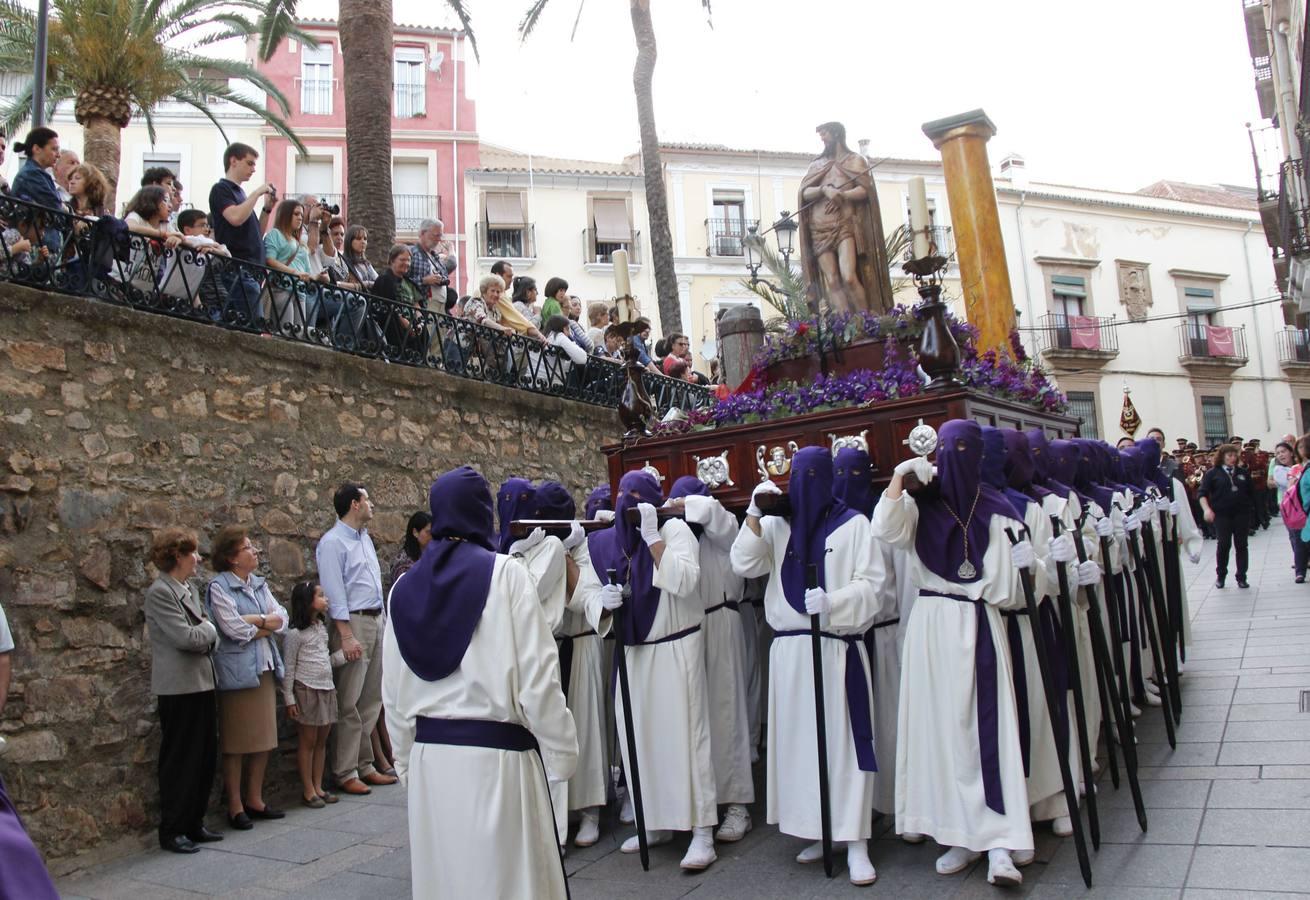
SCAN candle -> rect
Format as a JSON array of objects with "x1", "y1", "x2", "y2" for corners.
[
  {"x1": 908, "y1": 177, "x2": 931, "y2": 259},
  {"x1": 612, "y1": 248, "x2": 632, "y2": 304}
]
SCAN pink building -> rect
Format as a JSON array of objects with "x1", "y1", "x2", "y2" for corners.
[{"x1": 251, "y1": 18, "x2": 479, "y2": 273}]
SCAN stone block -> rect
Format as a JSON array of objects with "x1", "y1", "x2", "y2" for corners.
[
  {"x1": 79, "y1": 544, "x2": 113, "y2": 590},
  {"x1": 267, "y1": 538, "x2": 305, "y2": 577},
  {"x1": 61, "y1": 617, "x2": 129, "y2": 648},
  {"x1": 83, "y1": 340, "x2": 116, "y2": 363},
  {"x1": 260, "y1": 509, "x2": 299, "y2": 536},
  {"x1": 4, "y1": 340, "x2": 66, "y2": 373},
  {"x1": 273, "y1": 473, "x2": 299, "y2": 498},
  {"x1": 171, "y1": 390, "x2": 208, "y2": 417},
  {"x1": 5, "y1": 729, "x2": 66, "y2": 762},
  {"x1": 0, "y1": 373, "x2": 44, "y2": 398},
  {"x1": 61, "y1": 381, "x2": 88, "y2": 409},
  {"x1": 82, "y1": 433, "x2": 109, "y2": 458}
]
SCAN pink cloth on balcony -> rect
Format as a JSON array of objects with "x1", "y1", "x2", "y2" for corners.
[
  {"x1": 1068, "y1": 316, "x2": 1101, "y2": 350},
  {"x1": 1205, "y1": 325, "x2": 1236, "y2": 357}
]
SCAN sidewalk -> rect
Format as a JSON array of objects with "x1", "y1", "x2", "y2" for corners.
[{"x1": 56, "y1": 525, "x2": 1310, "y2": 898}]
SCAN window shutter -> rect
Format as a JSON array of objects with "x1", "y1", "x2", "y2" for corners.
[
  {"x1": 593, "y1": 198, "x2": 632, "y2": 242},
  {"x1": 485, "y1": 192, "x2": 525, "y2": 227}
]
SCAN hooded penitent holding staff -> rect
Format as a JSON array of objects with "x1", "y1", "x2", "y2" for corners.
[
  {"x1": 382, "y1": 467, "x2": 577, "y2": 900},
  {"x1": 798, "y1": 122, "x2": 894, "y2": 315}
]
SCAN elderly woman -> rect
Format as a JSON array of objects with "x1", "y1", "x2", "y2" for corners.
[
  {"x1": 465, "y1": 273, "x2": 544, "y2": 340},
  {"x1": 144, "y1": 528, "x2": 221, "y2": 854},
  {"x1": 205, "y1": 525, "x2": 289, "y2": 830}
]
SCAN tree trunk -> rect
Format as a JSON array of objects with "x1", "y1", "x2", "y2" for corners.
[
  {"x1": 339, "y1": 0, "x2": 395, "y2": 266},
  {"x1": 81, "y1": 116, "x2": 122, "y2": 211},
  {"x1": 630, "y1": 0, "x2": 681, "y2": 335}
]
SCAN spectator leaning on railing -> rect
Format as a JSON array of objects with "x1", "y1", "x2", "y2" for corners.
[
  {"x1": 341, "y1": 225, "x2": 377, "y2": 292},
  {"x1": 53, "y1": 148, "x2": 78, "y2": 204},
  {"x1": 210, "y1": 142, "x2": 277, "y2": 326},
  {"x1": 67, "y1": 163, "x2": 110, "y2": 217},
  {"x1": 10, "y1": 128, "x2": 63, "y2": 257},
  {"x1": 408, "y1": 218, "x2": 452, "y2": 308}
]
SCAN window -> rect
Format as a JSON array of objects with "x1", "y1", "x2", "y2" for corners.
[
  {"x1": 483, "y1": 192, "x2": 527, "y2": 257},
  {"x1": 394, "y1": 47, "x2": 425, "y2": 118},
  {"x1": 293, "y1": 157, "x2": 335, "y2": 204},
  {"x1": 709, "y1": 191, "x2": 746, "y2": 256},
  {"x1": 0, "y1": 71, "x2": 25, "y2": 98},
  {"x1": 1200, "y1": 396, "x2": 1228, "y2": 448},
  {"x1": 1049, "y1": 274, "x2": 1087, "y2": 349},
  {"x1": 590, "y1": 197, "x2": 633, "y2": 263},
  {"x1": 393, "y1": 160, "x2": 434, "y2": 231},
  {"x1": 142, "y1": 153, "x2": 181, "y2": 178},
  {"x1": 301, "y1": 44, "x2": 333, "y2": 115},
  {"x1": 1185, "y1": 287, "x2": 1217, "y2": 355},
  {"x1": 1066, "y1": 391, "x2": 1100, "y2": 439}
]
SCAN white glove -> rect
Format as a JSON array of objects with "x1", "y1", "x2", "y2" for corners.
[
  {"x1": 747, "y1": 480, "x2": 783, "y2": 518},
  {"x1": 508, "y1": 527, "x2": 546, "y2": 556},
  {"x1": 1188, "y1": 552, "x2": 1201, "y2": 565},
  {"x1": 1155, "y1": 497, "x2": 1170, "y2": 514},
  {"x1": 599, "y1": 583, "x2": 624, "y2": 611},
  {"x1": 1047, "y1": 533, "x2": 1076, "y2": 563},
  {"x1": 1094, "y1": 516, "x2": 1114, "y2": 538},
  {"x1": 594, "y1": 509, "x2": 615, "y2": 523},
  {"x1": 803, "y1": 587, "x2": 831, "y2": 616},
  {"x1": 562, "y1": 521, "x2": 586, "y2": 551},
  {"x1": 1169, "y1": 500, "x2": 1180, "y2": 517},
  {"x1": 894, "y1": 457, "x2": 935, "y2": 485},
  {"x1": 1076, "y1": 559, "x2": 1102, "y2": 587},
  {"x1": 1010, "y1": 539, "x2": 1036, "y2": 570},
  {"x1": 637, "y1": 503, "x2": 661, "y2": 546},
  {"x1": 1123, "y1": 511, "x2": 1142, "y2": 533}
]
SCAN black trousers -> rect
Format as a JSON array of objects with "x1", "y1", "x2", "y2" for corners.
[
  {"x1": 1214, "y1": 510, "x2": 1251, "y2": 581},
  {"x1": 157, "y1": 690, "x2": 217, "y2": 842}
]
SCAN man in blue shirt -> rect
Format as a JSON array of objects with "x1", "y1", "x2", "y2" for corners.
[
  {"x1": 316, "y1": 483, "x2": 396, "y2": 794},
  {"x1": 209, "y1": 143, "x2": 276, "y2": 328}
]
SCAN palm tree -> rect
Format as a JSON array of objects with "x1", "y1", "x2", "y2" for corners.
[
  {"x1": 258, "y1": 0, "x2": 476, "y2": 265},
  {"x1": 519, "y1": 0, "x2": 711, "y2": 336},
  {"x1": 0, "y1": 0, "x2": 310, "y2": 203}
]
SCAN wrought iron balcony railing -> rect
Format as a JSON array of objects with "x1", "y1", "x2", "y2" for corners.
[
  {"x1": 705, "y1": 217, "x2": 758, "y2": 258},
  {"x1": 0, "y1": 194, "x2": 709, "y2": 415},
  {"x1": 1030, "y1": 313, "x2": 1119, "y2": 356},
  {"x1": 475, "y1": 222, "x2": 537, "y2": 259},
  {"x1": 582, "y1": 229, "x2": 642, "y2": 266},
  {"x1": 1278, "y1": 158, "x2": 1310, "y2": 258},
  {"x1": 1176, "y1": 321, "x2": 1248, "y2": 362},
  {"x1": 393, "y1": 194, "x2": 440, "y2": 233},
  {"x1": 900, "y1": 224, "x2": 954, "y2": 262},
  {"x1": 1277, "y1": 326, "x2": 1310, "y2": 364}
]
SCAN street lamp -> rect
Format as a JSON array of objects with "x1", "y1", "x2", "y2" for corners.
[
  {"x1": 744, "y1": 212, "x2": 799, "y2": 289},
  {"x1": 773, "y1": 211, "x2": 797, "y2": 268}
]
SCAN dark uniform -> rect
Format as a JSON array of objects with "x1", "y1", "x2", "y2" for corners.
[{"x1": 1199, "y1": 460, "x2": 1256, "y2": 587}]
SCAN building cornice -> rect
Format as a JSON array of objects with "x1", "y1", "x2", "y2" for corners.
[
  {"x1": 998, "y1": 185, "x2": 1257, "y2": 226},
  {"x1": 1167, "y1": 267, "x2": 1230, "y2": 281},
  {"x1": 1033, "y1": 255, "x2": 1102, "y2": 269},
  {"x1": 260, "y1": 126, "x2": 479, "y2": 142},
  {"x1": 468, "y1": 170, "x2": 644, "y2": 191}
]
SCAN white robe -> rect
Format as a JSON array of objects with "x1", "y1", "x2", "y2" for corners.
[
  {"x1": 558, "y1": 541, "x2": 608, "y2": 814},
  {"x1": 869, "y1": 541, "x2": 908, "y2": 816},
  {"x1": 872, "y1": 492, "x2": 1037, "y2": 853},
  {"x1": 682, "y1": 495, "x2": 755, "y2": 806},
  {"x1": 383, "y1": 555, "x2": 578, "y2": 900},
  {"x1": 730, "y1": 514, "x2": 885, "y2": 842},
  {"x1": 580, "y1": 519, "x2": 717, "y2": 832}
]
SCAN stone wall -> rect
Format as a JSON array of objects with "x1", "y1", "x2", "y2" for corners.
[{"x1": 0, "y1": 284, "x2": 618, "y2": 868}]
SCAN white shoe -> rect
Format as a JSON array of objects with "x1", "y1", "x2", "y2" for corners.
[
  {"x1": 750, "y1": 746, "x2": 760, "y2": 764},
  {"x1": 680, "y1": 827, "x2": 716, "y2": 871},
  {"x1": 987, "y1": 849, "x2": 1023, "y2": 887},
  {"x1": 936, "y1": 846, "x2": 981, "y2": 875},
  {"x1": 1129, "y1": 703, "x2": 1142, "y2": 717},
  {"x1": 619, "y1": 793, "x2": 634, "y2": 825},
  {"x1": 1011, "y1": 848, "x2": 1035, "y2": 867},
  {"x1": 1091, "y1": 757, "x2": 1102, "y2": 775},
  {"x1": 573, "y1": 810, "x2": 600, "y2": 848},
  {"x1": 620, "y1": 830, "x2": 670, "y2": 853},
  {"x1": 1052, "y1": 816, "x2": 1074, "y2": 837},
  {"x1": 1144, "y1": 691, "x2": 1163, "y2": 707},
  {"x1": 715, "y1": 804, "x2": 752, "y2": 843},
  {"x1": 796, "y1": 840, "x2": 825, "y2": 864},
  {"x1": 846, "y1": 840, "x2": 877, "y2": 886},
  {"x1": 901, "y1": 831, "x2": 926, "y2": 844}
]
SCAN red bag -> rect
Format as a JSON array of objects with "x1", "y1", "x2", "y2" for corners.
[{"x1": 1281, "y1": 464, "x2": 1307, "y2": 531}]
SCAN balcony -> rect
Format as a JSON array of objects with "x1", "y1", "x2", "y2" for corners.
[
  {"x1": 1030, "y1": 313, "x2": 1119, "y2": 367},
  {"x1": 1277, "y1": 326, "x2": 1310, "y2": 379},
  {"x1": 900, "y1": 225, "x2": 955, "y2": 262},
  {"x1": 475, "y1": 222, "x2": 537, "y2": 260},
  {"x1": 1177, "y1": 322, "x2": 1248, "y2": 374},
  {"x1": 705, "y1": 217, "x2": 758, "y2": 257},
  {"x1": 582, "y1": 228, "x2": 642, "y2": 266},
  {"x1": 1279, "y1": 158, "x2": 1310, "y2": 258},
  {"x1": 299, "y1": 78, "x2": 333, "y2": 116},
  {"x1": 393, "y1": 194, "x2": 440, "y2": 233},
  {"x1": 394, "y1": 82, "x2": 425, "y2": 119}
]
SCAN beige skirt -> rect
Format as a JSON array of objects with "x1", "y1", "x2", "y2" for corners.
[
  {"x1": 218, "y1": 671, "x2": 277, "y2": 754},
  {"x1": 292, "y1": 681, "x2": 338, "y2": 727}
]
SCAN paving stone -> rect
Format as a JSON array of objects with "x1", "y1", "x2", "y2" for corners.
[
  {"x1": 1222, "y1": 719, "x2": 1310, "y2": 741},
  {"x1": 1136, "y1": 743, "x2": 1220, "y2": 767},
  {"x1": 1099, "y1": 779, "x2": 1211, "y2": 810},
  {"x1": 115, "y1": 849, "x2": 286, "y2": 894},
  {"x1": 1197, "y1": 808, "x2": 1310, "y2": 847},
  {"x1": 1098, "y1": 805, "x2": 1202, "y2": 845},
  {"x1": 1136, "y1": 765, "x2": 1259, "y2": 780},
  {"x1": 349, "y1": 846, "x2": 411, "y2": 879},
  {"x1": 1043, "y1": 842, "x2": 1194, "y2": 888},
  {"x1": 1206, "y1": 779, "x2": 1310, "y2": 809},
  {"x1": 315, "y1": 803, "x2": 411, "y2": 836},
  {"x1": 1187, "y1": 846, "x2": 1310, "y2": 892},
  {"x1": 1182, "y1": 890, "x2": 1306, "y2": 899},
  {"x1": 208, "y1": 825, "x2": 365, "y2": 863},
  {"x1": 1217, "y1": 741, "x2": 1310, "y2": 766},
  {"x1": 1241, "y1": 654, "x2": 1310, "y2": 669},
  {"x1": 1231, "y1": 686, "x2": 1307, "y2": 704},
  {"x1": 1261, "y1": 765, "x2": 1310, "y2": 779},
  {"x1": 1029, "y1": 886, "x2": 1180, "y2": 899},
  {"x1": 1225, "y1": 703, "x2": 1304, "y2": 721},
  {"x1": 279, "y1": 871, "x2": 410, "y2": 899}
]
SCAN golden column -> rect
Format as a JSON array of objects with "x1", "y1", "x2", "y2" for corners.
[{"x1": 922, "y1": 109, "x2": 1017, "y2": 357}]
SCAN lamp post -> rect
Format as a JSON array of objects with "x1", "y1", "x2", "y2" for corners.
[
  {"x1": 32, "y1": 0, "x2": 49, "y2": 127},
  {"x1": 744, "y1": 211, "x2": 833, "y2": 377}
]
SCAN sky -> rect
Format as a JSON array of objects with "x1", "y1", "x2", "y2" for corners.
[{"x1": 293, "y1": 0, "x2": 1268, "y2": 193}]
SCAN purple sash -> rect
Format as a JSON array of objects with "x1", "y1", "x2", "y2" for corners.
[{"x1": 774, "y1": 629, "x2": 877, "y2": 773}]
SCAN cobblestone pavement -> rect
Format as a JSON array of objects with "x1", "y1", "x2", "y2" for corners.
[{"x1": 56, "y1": 525, "x2": 1310, "y2": 898}]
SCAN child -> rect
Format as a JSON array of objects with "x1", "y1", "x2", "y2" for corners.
[
  {"x1": 160, "y1": 209, "x2": 229, "y2": 309},
  {"x1": 283, "y1": 580, "x2": 346, "y2": 808}
]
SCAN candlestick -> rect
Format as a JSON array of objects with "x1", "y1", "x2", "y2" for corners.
[
  {"x1": 908, "y1": 177, "x2": 931, "y2": 259},
  {"x1": 612, "y1": 248, "x2": 632, "y2": 301}
]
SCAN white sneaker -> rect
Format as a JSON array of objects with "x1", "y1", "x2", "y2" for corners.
[
  {"x1": 796, "y1": 840, "x2": 825, "y2": 864},
  {"x1": 1144, "y1": 691, "x2": 1163, "y2": 707},
  {"x1": 1052, "y1": 816, "x2": 1074, "y2": 837},
  {"x1": 846, "y1": 840, "x2": 877, "y2": 886},
  {"x1": 620, "y1": 830, "x2": 670, "y2": 853},
  {"x1": 1129, "y1": 702, "x2": 1142, "y2": 718},
  {"x1": 573, "y1": 810, "x2": 600, "y2": 848},
  {"x1": 715, "y1": 804, "x2": 752, "y2": 843},
  {"x1": 619, "y1": 793, "x2": 634, "y2": 825},
  {"x1": 901, "y1": 831, "x2": 926, "y2": 844},
  {"x1": 935, "y1": 846, "x2": 981, "y2": 875},
  {"x1": 1011, "y1": 848, "x2": 1035, "y2": 867},
  {"x1": 987, "y1": 849, "x2": 1023, "y2": 886},
  {"x1": 680, "y1": 827, "x2": 716, "y2": 871}
]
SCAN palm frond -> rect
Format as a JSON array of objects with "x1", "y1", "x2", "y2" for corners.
[
  {"x1": 443, "y1": 0, "x2": 478, "y2": 60},
  {"x1": 702, "y1": 0, "x2": 713, "y2": 27},
  {"x1": 199, "y1": 80, "x2": 307, "y2": 157},
  {"x1": 517, "y1": 0, "x2": 550, "y2": 42},
  {"x1": 0, "y1": 88, "x2": 34, "y2": 140},
  {"x1": 255, "y1": 0, "x2": 299, "y2": 62},
  {"x1": 741, "y1": 231, "x2": 812, "y2": 325}
]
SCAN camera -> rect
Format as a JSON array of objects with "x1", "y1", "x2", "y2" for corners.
[{"x1": 319, "y1": 198, "x2": 341, "y2": 215}]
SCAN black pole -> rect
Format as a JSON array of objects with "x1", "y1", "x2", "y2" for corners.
[
  {"x1": 1099, "y1": 534, "x2": 1143, "y2": 758},
  {"x1": 1125, "y1": 529, "x2": 1177, "y2": 749},
  {"x1": 607, "y1": 568, "x2": 649, "y2": 871},
  {"x1": 32, "y1": 0, "x2": 49, "y2": 128},
  {"x1": 806, "y1": 562, "x2": 834, "y2": 878},
  {"x1": 1049, "y1": 516, "x2": 1101, "y2": 851},
  {"x1": 1072, "y1": 519, "x2": 1148, "y2": 833},
  {"x1": 1006, "y1": 528, "x2": 1092, "y2": 888},
  {"x1": 1157, "y1": 498, "x2": 1186, "y2": 664},
  {"x1": 1137, "y1": 504, "x2": 1182, "y2": 722}
]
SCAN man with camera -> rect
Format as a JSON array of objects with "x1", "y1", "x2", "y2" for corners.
[
  {"x1": 209, "y1": 143, "x2": 277, "y2": 327},
  {"x1": 408, "y1": 218, "x2": 456, "y2": 310}
]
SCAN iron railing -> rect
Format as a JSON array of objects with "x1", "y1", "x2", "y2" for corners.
[
  {"x1": 705, "y1": 217, "x2": 757, "y2": 257},
  {"x1": 1277, "y1": 326, "x2": 1310, "y2": 363},
  {"x1": 582, "y1": 228, "x2": 642, "y2": 265},
  {"x1": 0, "y1": 194, "x2": 709, "y2": 414},
  {"x1": 1029, "y1": 313, "x2": 1119, "y2": 355},
  {"x1": 393, "y1": 194, "x2": 440, "y2": 233},
  {"x1": 1279, "y1": 158, "x2": 1310, "y2": 258},
  {"x1": 476, "y1": 222, "x2": 536, "y2": 259},
  {"x1": 299, "y1": 78, "x2": 333, "y2": 116},
  {"x1": 394, "y1": 81, "x2": 425, "y2": 118},
  {"x1": 1176, "y1": 321, "x2": 1249, "y2": 361},
  {"x1": 900, "y1": 224, "x2": 955, "y2": 262}
]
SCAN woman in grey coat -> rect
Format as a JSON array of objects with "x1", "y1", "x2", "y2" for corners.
[{"x1": 144, "y1": 528, "x2": 222, "y2": 854}]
